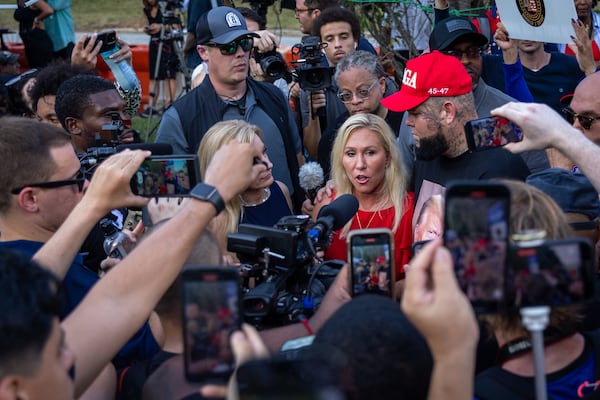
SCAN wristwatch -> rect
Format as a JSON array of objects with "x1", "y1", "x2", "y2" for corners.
[{"x1": 190, "y1": 183, "x2": 225, "y2": 215}]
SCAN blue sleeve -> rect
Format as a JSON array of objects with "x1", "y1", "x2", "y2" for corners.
[
  {"x1": 503, "y1": 58, "x2": 534, "y2": 103},
  {"x1": 155, "y1": 107, "x2": 189, "y2": 154},
  {"x1": 434, "y1": 6, "x2": 450, "y2": 25}
]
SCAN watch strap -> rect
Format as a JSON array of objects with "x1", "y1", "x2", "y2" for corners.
[{"x1": 191, "y1": 183, "x2": 225, "y2": 215}]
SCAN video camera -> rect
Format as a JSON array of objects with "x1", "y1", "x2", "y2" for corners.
[
  {"x1": 291, "y1": 36, "x2": 334, "y2": 91},
  {"x1": 227, "y1": 194, "x2": 358, "y2": 328},
  {"x1": 253, "y1": 46, "x2": 288, "y2": 81}
]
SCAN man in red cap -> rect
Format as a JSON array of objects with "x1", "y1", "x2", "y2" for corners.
[{"x1": 382, "y1": 51, "x2": 529, "y2": 228}]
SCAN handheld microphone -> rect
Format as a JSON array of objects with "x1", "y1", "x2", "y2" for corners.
[
  {"x1": 310, "y1": 194, "x2": 359, "y2": 247},
  {"x1": 115, "y1": 142, "x2": 173, "y2": 155},
  {"x1": 298, "y1": 162, "x2": 324, "y2": 204}
]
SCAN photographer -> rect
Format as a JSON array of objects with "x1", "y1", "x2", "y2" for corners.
[{"x1": 300, "y1": 7, "x2": 361, "y2": 160}]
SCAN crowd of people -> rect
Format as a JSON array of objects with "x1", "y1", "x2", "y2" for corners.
[{"x1": 2, "y1": 0, "x2": 600, "y2": 399}]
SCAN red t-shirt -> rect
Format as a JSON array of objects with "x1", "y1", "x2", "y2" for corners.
[{"x1": 324, "y1": 192, "x2": 415, "y2": 280}]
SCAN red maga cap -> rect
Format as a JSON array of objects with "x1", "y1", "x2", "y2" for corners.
[{"x1": 381, "y1": 51, "x2": 472, "y2": 112}]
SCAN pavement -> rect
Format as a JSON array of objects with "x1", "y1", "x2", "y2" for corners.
[{"x1": 81, "y1": 28, "x2": 304, "y2": 49}]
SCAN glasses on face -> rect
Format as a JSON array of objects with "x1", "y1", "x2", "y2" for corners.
[
  {"x1": 337, "y1": 80, "x2": 379, "y2": 104},
  {"x1": 294, "y1": 7, "x2": 314, "y2": 16},
  {"x1": 206, "y1": 37, "x2": 254, "y2": 56},
  {"x1": 441, "y1": 46, "x2": 486, "y2": 60},
  {"x1": 562, "y1": 107, "x2": 600, "y2": 130},
  {"x1": 11, "y1": 169, "x2": 87, "y2": 195}
]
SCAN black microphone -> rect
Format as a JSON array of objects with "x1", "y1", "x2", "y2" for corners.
[
  {"x1": 298, "y1": 162, "x2": 324, "y2": 205},
  {"x1": 115, "y1": 142, "x2": 173, "y2": 155},
  {"x1": 310, "y1": 194, "x2": 359, "y2": 247}
]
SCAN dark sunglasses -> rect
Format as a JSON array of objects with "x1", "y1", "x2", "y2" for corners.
[
  {"x1": 441, "y1": 45, "x2": 487, "y2": 60},
  {"x1": 562, "y1": 107, "x2": 600, "y2": 130},
  {"x1": 11, "y1": 169, "x2": 86, "y2": 194},
  {"x1": 4, "y1": 68, "x2": 38, "y2": 88},
  {"x1": 206, "y1": 36, "x2": 254, "y2": 56}
]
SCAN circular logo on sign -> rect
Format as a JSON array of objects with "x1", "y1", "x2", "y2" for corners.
[{"x1": 515, "y1": 0, "x2": 545, "y2": 27}]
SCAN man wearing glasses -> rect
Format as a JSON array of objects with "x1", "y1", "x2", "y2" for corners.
[{"x1": 155, "y1": 6, "x2": 304, "y2": 212}]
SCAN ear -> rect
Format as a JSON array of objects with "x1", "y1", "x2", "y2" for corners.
[
  {"x1": 16, "y1": 188, "x2": 40, "y2": 214},
  {"x1": 0, "y1": 375, "x2": 22, "y2": 400},
  {"x1": 197, "y1": 45, "x2": 209, "y2": 62},
  {"x1": 440, "y1": 100, "x2": 458, "y2": 124},
  {"x1": 312, "y1": 8, "x2": 321, "y2": 17},
  {"x1": 64, "y1": 117, "x2": 82, "y2": 136}
]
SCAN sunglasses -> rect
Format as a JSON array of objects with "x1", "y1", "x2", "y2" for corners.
[
  {"x1": 441, "y1": 46, "x2": 487, "y2": 60},
  {"x1": 337, "y1": 80, "x2": 379, "y2": 104},
  {"x1": 11, "y1": 169, "x2": 87, "y2": 194},
  {"x1": 562, "y1": 107, "x2": 600, "y2": 130},
  {"x1": 206, "y1": 37, "x2": 254, "y2": 56}
]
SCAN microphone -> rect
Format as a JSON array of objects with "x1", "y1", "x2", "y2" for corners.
[
  {"x1": 298, "y1": 162, "x2": 324, "y2": 204},
  {"x1": 115, "y1": 142, "x2": 173, "y2": 155},
  {"x1": 310, "y1": 194, "x2": 359, "y2": 248}
]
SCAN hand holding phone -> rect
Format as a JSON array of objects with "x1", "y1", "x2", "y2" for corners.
[
  {"x1": 347, "y1": 228, "x2": 395, "y2": 298},
  {"x1": 464, "y1": 116, "x2": 523, "y2": 151}
]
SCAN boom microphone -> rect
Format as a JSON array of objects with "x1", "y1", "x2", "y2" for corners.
[
  {"x1": 298, "y1": 162, "x2": 324, "y2": 204},
  {"x1": 115, "y1": 142, "x2": 173, "y2": 155},
  {"x1": 310, "y1": 194, "x2": 359, "y2": 247}
]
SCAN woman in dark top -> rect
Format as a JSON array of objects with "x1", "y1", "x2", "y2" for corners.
[
  {"x1": 13, "y1": 0, "x2": 54, "y2": 67},
  {"x1": 198, "y1": 120, "x2": 293, "y2": 263}
]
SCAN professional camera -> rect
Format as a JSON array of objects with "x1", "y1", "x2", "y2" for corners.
[
  {"x1": 78, "y1": 112, "x2": 126, "y2": 170},
  {"x1": 227, "y1": 195, "x2": 358, "y2": 328},
  {"x1": 253, "y1": 47, "x2": 287, "y2": 80},
  {"x1": 291, "y1": 36, "x2": 334, "y2": 91}
]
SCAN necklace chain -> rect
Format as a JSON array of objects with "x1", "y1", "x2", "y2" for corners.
[
  {"x1": 240, "y1": 187, "x2": 270, "y2": 207},
  {"x1": 356, "y1": 209, "x2": 380, "y2": 230}
]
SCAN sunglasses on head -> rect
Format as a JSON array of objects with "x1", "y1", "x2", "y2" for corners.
[
  {"x1": 562, "y1": 107, "x2": 600, "y2": 130},
  {"x1": 11, "y1": 169, "x2": 87, "y2": 194},
  {"x1": 206, "y1": 36, "x2": 254, "y2": 56}
]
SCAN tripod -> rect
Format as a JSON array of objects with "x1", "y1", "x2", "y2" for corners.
[{"x1": 143, "y1": 0, "x2": 191, "y2": 141}]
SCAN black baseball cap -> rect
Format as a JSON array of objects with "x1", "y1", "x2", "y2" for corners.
[
  {"x1": 429, "y1": 17, "x2": 488, "y2": 51},
  {"x1": 196, "y1": 6, "x2": 259, "y2": 45}
]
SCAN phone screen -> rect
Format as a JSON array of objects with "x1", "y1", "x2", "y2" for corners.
[
  {"x1": 348, "y1": 229, "x2": 395, "y2": 298},
  {"x1": 182, "y1": 268, "x2": 240, "y2": 382},
  {"x1": 506, "y1": 239, "x2": 595, "y2": 308},
  {"x1": 131, "y1": 155, "x2": 199, "y2": 197},
  {"x1": 464, "y1": 116, "x2": 523, "y2": 151},
  {"x1": 444, "y1": 183, "x2": 510, "y2": 313}
]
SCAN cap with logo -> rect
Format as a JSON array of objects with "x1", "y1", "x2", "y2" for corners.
[
  {"x1": 0, "y1": 50, "x2": 20, "y2": 65},
  {"x1": 380, "y1": 51, "x2": 472, "y2": 112},
  {"x1": 429, "y1": 16, "x2": 488, "y2": 51},
  {"x1": 196, "y1": 6, "x2": 260, "y2": 45}
]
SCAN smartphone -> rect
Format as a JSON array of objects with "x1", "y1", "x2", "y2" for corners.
[
  {"x1": 347, "y1": 228, "x2": 395, "y2": 298},
  {"x1": 444, "y1": 182, "x2": 510, "y2": 313},
  {"x1": 464, "y1": 116, "x2": 523, "y2": 151},
  {"x1": 181, "y1": 267, "x2": 240, "y2": 383},
  {"x1": 237, "y1": 358, "x2": 344, "y2": 400},
  {"x1": 130, "y1": 155, "x2": 199, "y2": 197},
  {"x1": 83, "y1": 30, "x2": 117, "y2": 53},
  {"x1": 411, "y1": 239, "x2": 431, "y2": 257},
  {"x1": 506, "y1": 238, "x2": 596, "y2": 308}
]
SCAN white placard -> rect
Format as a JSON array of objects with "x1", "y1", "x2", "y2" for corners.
[{"x1": 495, "y1": 0, "x2": 577, "y2": 44}]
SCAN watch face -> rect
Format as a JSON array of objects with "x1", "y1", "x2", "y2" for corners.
[{"x1": 191, "y1": 183, "x2": 224, "y2": 214}]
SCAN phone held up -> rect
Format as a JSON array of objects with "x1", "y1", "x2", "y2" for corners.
[
  {"x1": 181, "y1": 267, "x2": 241, "y2": 383},
  {"x1": 464, "y1": 116, "x2": 523, "y2": 152},
  {"x1": 130, "y1": 155, "x2": 199, "y2": 197},
  {"x1": 83, "y1": 30, "x2": 117, "y2": 53},
  {"x1": 444, "y1": 182, "x2": 510, "y2": 314},
  {"x1": 507, "y1": 238, "x2": 595, "y2": 309},
  {"x1": 347, "y1": 228, "x2": 395, "y2": 298}
]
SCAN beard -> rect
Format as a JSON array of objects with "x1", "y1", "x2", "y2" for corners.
[{"x1": 416, "y1": 130, "x2": 449, "y2": 161}]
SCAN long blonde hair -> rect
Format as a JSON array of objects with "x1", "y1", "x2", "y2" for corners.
[
  {"x1": 198, "y1": 120, "x2": 263, "y2": 235},
  {"x1": 330, "y1": 113, "x2": 409, "y2": 237}
]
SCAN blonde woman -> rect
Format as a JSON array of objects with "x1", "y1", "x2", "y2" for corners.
[
  {"x1": 198, "y1": 120, "x2": 292, "y2": 260},
  {"x1": 311, "y1": 113, "x2": 413, "y2": 279}
]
